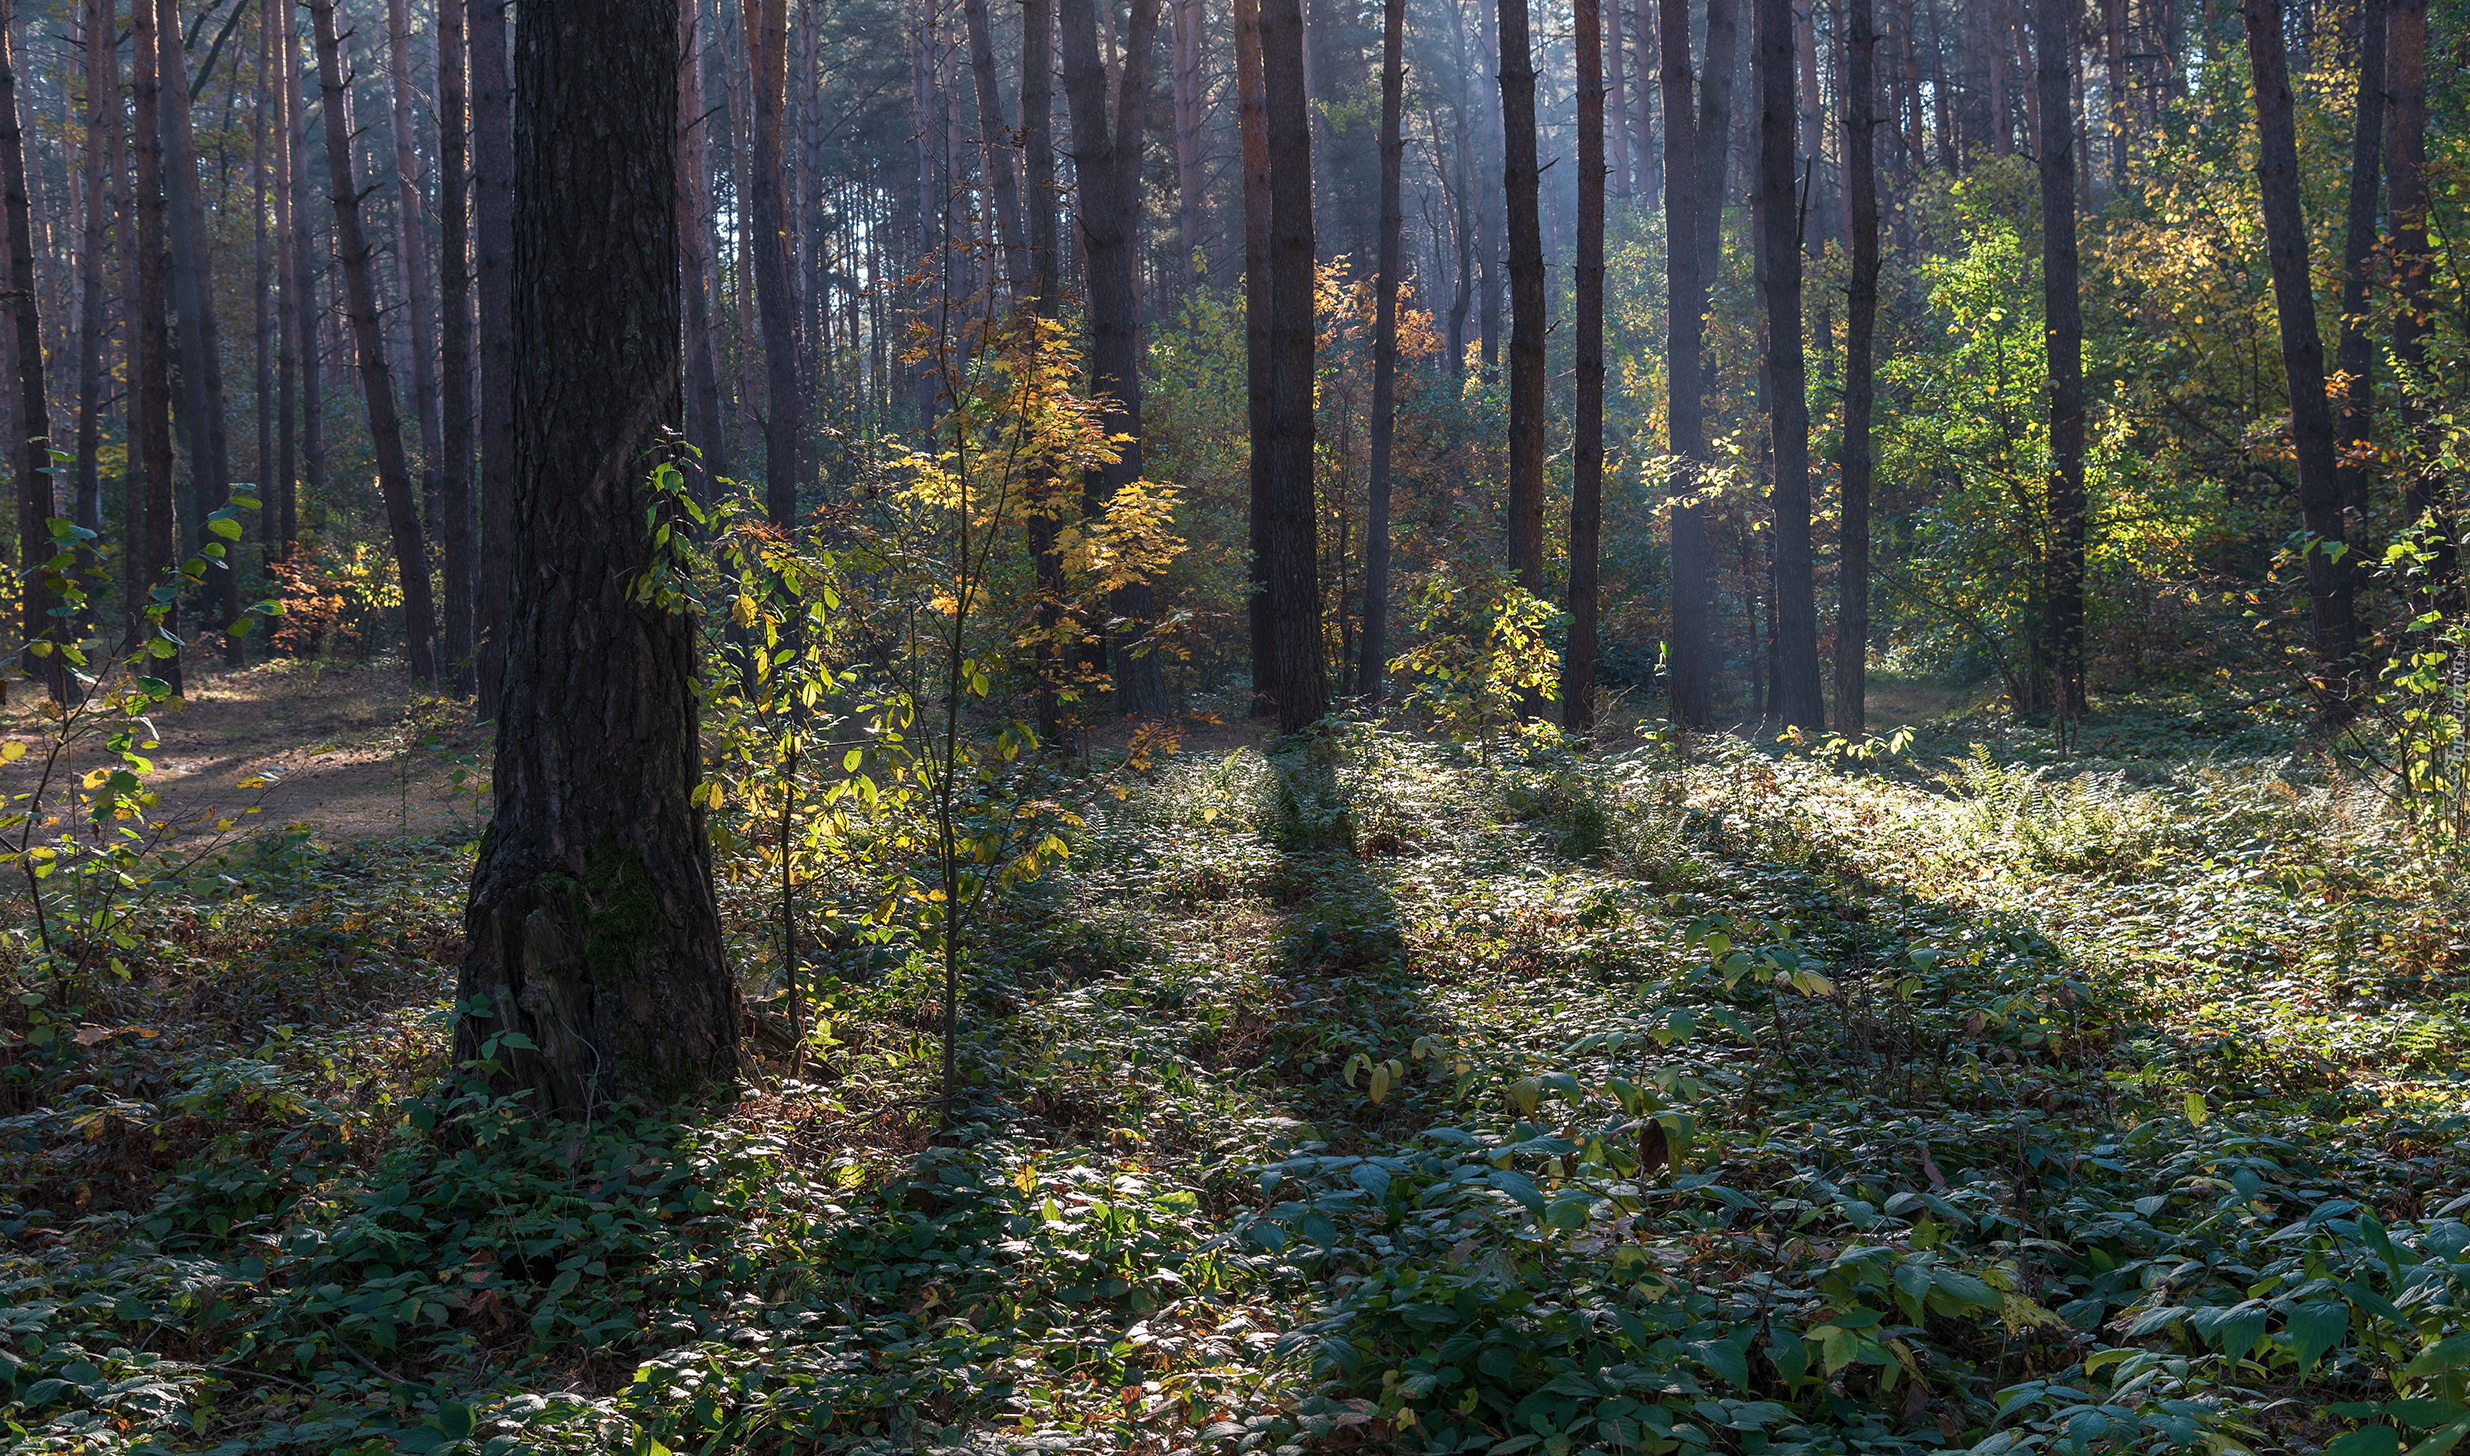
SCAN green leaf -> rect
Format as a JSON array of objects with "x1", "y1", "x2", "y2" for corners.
[
  {"x1": 2284, "y1": 1301, "x2": 2349, "y2": 1371},
  {"x1": 209, "y1": 517, "x2": 243, "y2": 540},
  {"x1": 1487, "y1": 1169, "x2": 1544, "y2": 1214},
  {"x1": 2327, "y1": 1429, "x2": 2401, "y2": 1456},
  {"x1": 2404, "y1": 1335, "x2": 2470, "y2": 1382}
]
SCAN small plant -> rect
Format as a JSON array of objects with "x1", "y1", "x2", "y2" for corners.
[{"x1": 1386, "y1": 560, "x2": 1565, "y2": 763}]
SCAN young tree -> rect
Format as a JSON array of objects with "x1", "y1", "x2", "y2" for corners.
[
  {"x1": 442, "y1": 0, "x2": 478, "y2": 691},
  {"x1": 1059, "y1": 0, "x2": 1172, "y2": 716},
  {"x1": 2241, "y1": 0, "x2": 2356, "y2": 716},
  {"x1": 309, "y1": 0, "x2": 439, "y2": 681},
  {"x1": 2041, "y1": 0, "x2": 2085, "y2": 720},
  {"x1": 456, "y1": 0, "x2": 738, "y2": 1112},
  {"x1": 1757, "y1": 0, "x2": 1823, "y2": 727},
  {"x1": 1261, "y1": 0, "x2": 1327, "y2": 729},
  {"x1": 1563, "y1": 0, "x2": 1605, "y2": 732},
  {"x1": 745, "y1": 0, "x2": 800, "y2": 527},
  {"x1": 473, "y1": 0, "x2": 516, "y2": 715},
  {"x1": 1359, "y1": 0, "x2": 1405, "y2": 702},
  {"x1": 1498, "y1": 0, "x2": 1545, "y2": 594},
  {"x1": 1837, "y1": 0, "x2": 1878, "y2": 734}
]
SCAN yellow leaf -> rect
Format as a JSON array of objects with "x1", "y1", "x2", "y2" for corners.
[
  {"x1": 81, "y1": 767, "x2": 111, "y2": 789},
  {"x1": 732, "y1": 594, "x2": 759, "y2": 628},
  {"x1": 1369, "y1": 1064, "x2": 1390, "y2": 1105},
  {"x1": 0, "y1": 742, "x2": 23, "y2": 763}
]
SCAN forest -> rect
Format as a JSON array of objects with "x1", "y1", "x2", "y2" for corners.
[{"x1": 0, "y1": 0, "x2": 2466, "y2": 1442}]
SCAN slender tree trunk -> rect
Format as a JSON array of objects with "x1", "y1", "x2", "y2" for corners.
[
  {"x1": 132, "y1": 0, "x2": 175, "y2": 684},
  {"x1": 1838, "y1": 0, "x2": 1876, "y2": 735},
  {"x1": 2242, "y1": 0, "x2": 2355, "y2": 716},
  {"x1": 440, "y1": 0, "x2": 477, "y2": 691},
  {"x1": 2386, "y1": 0, "x2": 2437, "y2": 579},
  {"x1": 962, "y1": 0, "x2": 1028, "y2": 294},
  {"x1": 1446, "y1": 64, "x2": 1476, "y2": 374},
  {"x1": 1758, "y1": 0, "x2": 1822, "y2": 726},
  {"x1": 472, "y1": 0, "x2": 514, "y2": 714},
  {"x1": 457, "y1": 0, "x2": 737, "y2": 1114},
  {"x1": 310, "y1": 0, "x2": 439, "y2": 680},
  {"x1": 1475, "y1": 0, "x2": 1499, "y2": 369},
  {"x1": 1359, "y1": 0, "x2": 1404, "y2": 701},
  {"x1": 1238, "y1": 0, "x2": 1271, "y2": 704},
  {"x1": 1498, "y1": 0, "x2": 1544, "y2": 592},
  {"x1": 1634, "y1": 0, "x2": 1659, "y2": 206},
  {"x1": 1261, "y1": 0, "x2": 1326, "y2": 729},
  {"x1": 2042, "y1": 0, "x2": 2085, "y2": 721},
  {"x1": 285, "y1": 7, "x2": 320, "y2": 559},
  {"x1": 1170, "y1": 0, "x2": 1204, "y2": 289},
  {"x1": 155, "y1": 0, "x2": 238, "y2": 668},
  {"x1": 74, "y1": 0, "x2": 112, "y2": 559},
  {"x1": 678, "y1": 0, "x2": 728, "y2": 500},
  {"x1": 387, "y1": 0, "x2": 444, "y2": 535},
  {"x1": 2103, "y1": 0, "x2": 2126, "y2": 187},
  {"x1": 0, "y1": 0, "x2": 56, "y2": 695},
  {"x1": 2333, "y1": 0, "x2": 2382, "y2": 529},
  {"x1": 274, "y1": 6, "x2": 298, "y2": 567},
  {"x1": 1661, "y1": 0, "x2": 1737, "y2": 725},
  {"x1": 253, "y1": 0, "x2": 274, "y2": 564},
  {"x1": 1564, "y1": 0, "x2": 1605, "y2": 732},
  {"x1": 1022, "y1": 0, "x2": 1066, "y2": 741},
  {"x1": 1059, "y1": 0, "x2": 1171, "y2": 716},
  {"x1": 743, "y1": 0, "x2": 799, "y2": 525},
  {"x1": 1608, "y1": 0, "x2": 1631, "y2": 195}
]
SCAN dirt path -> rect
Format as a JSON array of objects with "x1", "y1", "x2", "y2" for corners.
[{"x1": 0, "y1": 659, "x2": 491, "y2": 844}]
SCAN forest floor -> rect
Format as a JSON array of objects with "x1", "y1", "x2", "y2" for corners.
[{"x1": 6, "y1": 680, "x2": 2470, "y2": 1456}]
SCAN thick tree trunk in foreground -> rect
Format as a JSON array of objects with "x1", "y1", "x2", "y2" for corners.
[
  {"x1": 1261, "y1": 0, "x2": 1327, "y2": 730},
  {"x1": 1837, "y1": 0, "x2": 1877, "y2": 736},
  {"x1": 1499, "y1": 0, "x2": 1545, "y2": 593},
  {"x1": 1239, "y1": 0, "x2": 1272, "y2": 705},
  {"x1": 1757, "y1": 0, "x2": 1822, "y2": 728},
  {"x1": 2042, "y1": 0, "x2": 2086, "y2": 721},
  {"x1": 1060, "y1": 0, "x2": 1172, "y2": 717},
  {"x1": 473, "y1": 0, "x2": 516, "y2": 715},
  {"x1": 2334, "y1": 0, "x2": 2383, "y2": 529},
  {"x1": 745, "y1": 0, "x2": 800, "y2": 526},
  {"x1": 310, "y1": 0, "x2": 439, "y2": 681},
  {"x1": 155, "y1": 0, "x2": 238, "y2": 666},
  {"x1": 1563, "y1": 0, "x2": 1605, "y2": 733},
  {"x1": 1, "y1": 0, "x2": 56, "y2": 694},
  {"x1": 1359, "y1": 0, "x2": 1404, "y2": 701},
  {"x1": 442, "y1": 0, "x2": 479, "y2": 691},
  {"x1": 457, "y1": 0, "x2": 737, "y2": 1114},
  {"x1": 2242, "y1": 0, "x2": 2355, "y2": 717}
]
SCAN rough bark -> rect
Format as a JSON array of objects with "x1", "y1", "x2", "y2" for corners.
[
  {"x1": 132, "y1": 0, "x2": 175, "y2": 681},
  {"x1": 309, "y1": 0, "x2": 439, "y2": 681},
  {"x1": 2333, "y1": 0, "x2": 2382, "y2": 529},
  {"x1": 74, "y1": 0, "x2": 112, "y2": 558},
  {"x1": 1059, "y1": 0, "x2": 1171, "y2": 716},
  {"x1": 387, "y1": 0, "x2": 444, "y2": 529},
  {"x1": 1498, "y1": 0, "x2": 1544, "y2": 592},
  {"x1": 2041, "y1": 0, "x2": 2085, "y2": 720},
  {"x1": 1564, "y1": 0, "x2": 1605, "y2": 733},
  {"x1": 1838, "y1": 0, "x2": 1876, "y2": 735},
  {"x1": 473, "y1": 0, "x2": 515, "y2": 714},
  {"x1": 442, "y1": 0, "x2": 478, "y2": 691},
  {"x1": 678, "y1": 0, "x2": 728, "y2": 500},
  {"x1": 0, "y1": 0, "x2": 55, "y2": 694},
  {"x1": 253, "y1": 0, "x2": 273, "y2": 557},
  {"x1": 456, "y1": 0, "x2": 737, "y2": 1114},
  {"x1": 284, "y1": 5, "x2": 320, "y2": 558},
  {"x1": 1359, "y1": 0, "x2": 1404, "y2": 701},
  {"x1": 1237, "y1": 0, "x2": 1271, "y2": 704},
  {"x1": 1660, "y1": 0, "x2": 1737, "y2": 725},
  {"x1": 2242, "y1": 0, "x2": 2355, "y2": 716},
  {"x1": 1260, "y1": 0, "x2": 1327, "y2": 729},
  {"x1": 155, "y1": 0, "x2": 238, "y2": 667},
  {"x1": 1758, "y1": 0, "x2": 1823, "y2": 726},
  {"x1": 744, "y1": 0, "x2": 799, "y2": 526}
]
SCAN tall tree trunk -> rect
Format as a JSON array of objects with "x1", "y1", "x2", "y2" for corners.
[
  {"x1": 1059, "y1": 0, "x2": 1172, "y2": 716},
  {"x1": 2103, "y1": 0, "x2": 2126, "y2": 187},
  {"x1": 155, "y1": 0, "x2": 238, "y2": 668},
  {"x1": 2386, "y1": 0, "x2": 2438, "y2": 577},
  {"x1": 1443, "y1": 3, "x2": 1475, "y2": 372},
  {"x1": 285, "y1": 5, "x2": 320, "y2": 559},
  {"x1": 254, "y1": 0, "x2": 274, "y2": 562},
  {"x1": 1838, "y1": 0, "x2": 1875, "y2": 734},
  {"x1": 472, "y1": 0, "x2": 514, "y2": 714},
  {"x1": 74, "y1": 0, "x2": 112, "y2": 559},
  {"x1": 2041, "y1": 0, "x2": 2085, "y2": 722},
  {"x1": 1498, "y1": 0, "x2": 1544, "y2": 591},
  {"x1": 1238, "y1": 0, "x2": 1271, "y2": 705},
  {"x1": 131, "y1": 0, "x2": 175, "y2": 683},
  {"x1": 744, "y1": 0, "x2": 799, "y2": 525},
  {"x1": 679, "y1": 0, "x2": 728, "y2": 499},
  {"x1": 1564, "y1": 0, "x2": 1605, "y2": 732},
  {"x1": 387, "y1": 0, "x2": 444, "y2": 535},
  {"x1": 1661, "y1": 0, "x2": 1738, "y2": 725},
  {"x1": 2242, "y1": 0, "x2": 2355, "y2": 716},
  {"x1": 2333, "y1": 0, "x2": 2382, "y2": 529},
  {"x1": 1634, "y1": 0, "x2": 1659, "y2": 205},
  {"x1": 1475, "y1": 0, "x2": 1499, "y2": 370},
  {"x1": 0, "y1": 0, "x2": 56, "y2": 695},
  {"x1": 274, "y1": 2, "x2": 298, "y2": 565},
  {"x1": 310, "y1": 0, "x2": 439, "y2": 680},
  {"x1": 1022, "y1": 0, "x2": 1066, "y2": 741},
  {"x1": 441, "y1": 0, "x2": 477, "y2": 691},
  {"x1": 1260, "y1": 0, "x2": 1327, "y2": 729},
  {"x1": 1359, "y1": 0, "x2": 1403, "y2": 701},
  {"x1": 456, "y1": 0, "x2": 737, "y2": 1113},
  {"x1": 1758, "y1": 0, "x2": 1822, "y2": 726},
  {"x1": 962, "y1": 0, "x2": 1029, "y2": 294},
  {"x1": 1608, "y1": 0, "x2": 1630, "y2": 195},
  {"x1": 1170, "y1": 0, "x2": 1204, "y2": 289}
]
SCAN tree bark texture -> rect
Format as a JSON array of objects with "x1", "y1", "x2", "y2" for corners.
[
  {"x1": 155, "y1": 0, "x2": 237, "y2": 665},
  {"x1": 1757, "y1": 0, "x2": 1823, "y2": 727},
  {"x1": 131, "y1": 0, "x2": 175, "y2": 685},
  {"x1": 387, "y1": 0, "x2": 445, "y2": 526},
  {"x1": 284, "y1": 8, "x2": 321, "y2": 559},
  {"x1": 1237, "y1": 0, "x2": 1271, "y2": 704},
  {"x1": 74, "y1": 0, "x2": 112, "y2": 556},
  {"x1": 744, "y1": 0, "x2": 799, "y2": 526},
  {"x1": 1660, "y1": 0, "x2": 1737, "y2": 725},
  {"x1": 310, "y1": 0, "x2": 439, "y2": 681},
  {"x1": 678, "y1": 1, "x2": 728, "y2": 501},
  {"x1": 2385, "y1": 0, "x2": 2440, "y2": 577},
  {"x1": 2333, "y1": 0, "x2": 2382, "y2": 528},
  {"x1": 2241, "y1": 0, "x2": 2356, "y2": 715},
  {"x1": 457, "y1": 0, "x2": 738, "y2": 1115},
  {"x1": 473, "y1": 0, "x2": 516, "y2": 715},
  {"x1": 1260, "y1": 0, "x2": 1327, "y2": 730},
  {"x1": 1838, "y1": 0, "x2": 1877, "y2": 735},
  {"x1": 1563, "y1": 0, "x2": 1605, "y2": 733},
  {"x1": 962, "y1": 0, "x2": 1029, "y2": 293},
  {"x1": 1497, "y1": 0, "x2": 1544, "y2": 592},
  {"x1": 1022, "y1": 0, "x2": 1067, "y2": 742},
  {"x1": 1359, "y1": 0, "x2": 1404, "y2": 701},
  {"x1": 0, "y1": 0, "x2": 55, "y2": 693},
  {"x1": 1170, "y1": 0, "x2": 1204, "y2": 289},
  {"x1": 442, "y1": 0, "x2": 479, "y2": 691},
  {"x1": 2041, "y1": 0, "x2": 2086, "y2": 720}
]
